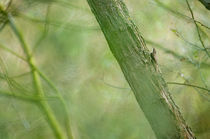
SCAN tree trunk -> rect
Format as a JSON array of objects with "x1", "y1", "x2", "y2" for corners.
[{"x1": 87, "y1": 0, "x2": 196, "y2": 138}]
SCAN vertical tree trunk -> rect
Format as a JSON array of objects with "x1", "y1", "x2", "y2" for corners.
[{"x1": 87, "y1": 0, "x2": 195, "y2": 138}]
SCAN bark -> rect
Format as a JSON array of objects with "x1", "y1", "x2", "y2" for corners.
[{"x1": 86, "y1": 0, "x2": 196, "y2": 139}]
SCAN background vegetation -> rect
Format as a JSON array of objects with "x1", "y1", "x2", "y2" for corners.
[{"x1": 0, "y1": 0, "x2": 209, "y2": 138}]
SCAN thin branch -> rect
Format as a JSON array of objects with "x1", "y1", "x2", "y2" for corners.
[
  {"x1": 10, "y1": 71, "x2": 31, "y2": 79},
  {"x1": 0, "y1": 72, "x2": 32, "y2": 94},
  {"x1": 0, "y1": 90, "x2": 61, "y2": 102},
  {"x1": 167, "y1": 82, "x2": 210, "y2": 93},
  {"x1": 5, "y1": 0, "x2": 12, "y2": 11},
  {"x1": 170, "y1": 29, "x2": 203, "y2": 50},
  {"x1": 154, "y1": 0, "x2": 210, "y2": 30},
  {"x1": 0, "y1": 90, "x2": 38, "y2": 102},
  {"x1": 199, "y1": 71, "x2": 209, "y2": 89},
  {"x1": 177, "y1": 71, "x2": 210, "y2": 102},
  {"x1": 0, "y1": 43, "x2": 27, "y2": 61},
  {"x1": 102, "y1": 81, "x2": 131, "y2": 90},
  {"x1": 100, "y1": 78, "x2": 131, "y2": 90},
  {"x1": 0, "y1": 37, "x2": 72, "y2": 138},
  {"x1": 0, "y1": 21, "x2": 7, "y2": 32},
  {"x1": 145, "y1": 39, "x2": 210, "y2": 68},
  {"x1": 32, "y1": 4, "x2": 51, "y2": 55},
  {"x1": 185, "y1": 0, "x2": 210, "y2": 57},
  {"x1": 8, "y1": 13, "x2": 67, "y2": 139},
  {"x1": 17, "y1": 13, "x2": 99, "y2": 31},
  {"x1": 54, "y1": 0, "x2": 90, "y2": 13},
  {"x1": 36, "y1": 68, "x2": 73, "y2": 139}
]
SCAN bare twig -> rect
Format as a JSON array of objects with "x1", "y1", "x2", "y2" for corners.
[
  {"x1": 171, "y1": 29, "x2": 203, "y2": 50},
  {"x1": 154, "y1": 0, "x2": 210, "y2": 30},
  {"x1": 0, "y1": 43, "x2": 26, "y2": 61},
  {"x1": 17, "y1": 13, "x2": 99, "y2": 31},
  {"x1": 0, "y1": 90, "x2": 38, "y2": 102},
  {"x1": 185, "y1": 0, "x2": 210, "y2": 57},
  {"x1": 167, "y1": 82, "x2": 210, "y2": 93},
  {"x1": 145, "y1": 39, "x2": 210, "y2": 68},
  {"x1": 32, "y1": 4, "x2": 51, "y2": 55}
]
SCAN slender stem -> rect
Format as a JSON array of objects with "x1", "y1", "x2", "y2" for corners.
[
  {"x1": 17, "y1": 13, "x2": 99, "y2": 31},
  {"x1": 0, "y1": 43, "x2": 27, "y2": 61},
  {"x1": 167, "y1": 82, "x2": 210, "y2": 93},
  {"x1": 54, "y1": 0, "x2": 90, "y2": 12},
  {"x1": 185, "y1": 0, "x2": 210, "y2": 57},
  {"x1": 171, "y1": 29, "x2": 203, "y2": 50},
  {"x1": 145, "y1": 39, "x2": 210, "y2": 68},
  {"x1": 32, "y1": 4, "x2": 51, "y2": 55},
  {"x1": 0, "y1": 90, "x2": 64, "y2": 102},
  {"x1": 37, "y1": 69, "x2": 73, "y2": 139},
  {"x1": 0, "y1": 72, "x2": 32, "y2": 94},
  {"x1": 8, "y1": 14, "x2": 66, "y2": 139},
  {"x1": 100, "y1": 79, "x2": 130, "y2": 90},
  {"x1": 0, "y1": 90, "x2": 39, "y2": 102},
  {"x1": 154, "y1": 0, "x2": 210, "y2": 30},
  {"x1": 10, "y1": 71, "x2": 31, "y2": 79}
]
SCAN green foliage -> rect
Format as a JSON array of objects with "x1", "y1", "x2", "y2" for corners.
[{"x1": 0, "y1": 0, "x2": 209, "y2": 139}]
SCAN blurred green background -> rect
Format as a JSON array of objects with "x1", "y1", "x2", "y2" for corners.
[{"x1": 0, "y1": 0, "x2": 209, "y2": 138}]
